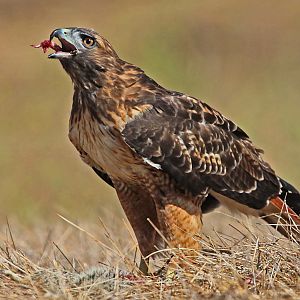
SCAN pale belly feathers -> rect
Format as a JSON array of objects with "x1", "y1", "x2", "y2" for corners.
[{"x1": 68, "y1": 111, "x2": 146, "y2": 182}]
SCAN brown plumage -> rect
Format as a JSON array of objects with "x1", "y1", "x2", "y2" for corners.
[{"x1": 35, "y1": 27, "x2": 300, "y2": 272}]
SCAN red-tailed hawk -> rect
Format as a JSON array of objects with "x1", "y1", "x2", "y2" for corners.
[{"x1": 33, "y1": 27, "x2": 300, "y2": 273}]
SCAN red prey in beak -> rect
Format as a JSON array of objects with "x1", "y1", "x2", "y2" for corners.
[
  {"x1": 31, "y1": 39, "x2": 61, "y2": 53},
  {"x1": 31, "y1": 29, "x2": 78, "y2": 58}
]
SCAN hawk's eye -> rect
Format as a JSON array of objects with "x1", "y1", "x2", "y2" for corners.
[{"x1": 82, "y1": 36, "x2": 95, "y2": 48}]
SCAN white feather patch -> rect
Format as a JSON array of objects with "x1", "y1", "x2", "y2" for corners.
[{"x1": 143, "y1": 158, "x2": 162, "y2": 170}]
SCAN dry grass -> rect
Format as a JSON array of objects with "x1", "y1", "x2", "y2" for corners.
[
  {"x1": 1, "y1": 213, "x2": 299, "y2": 299},
  {"x1": 1, "y1": 0, "x2": 299, "y2": 222}
]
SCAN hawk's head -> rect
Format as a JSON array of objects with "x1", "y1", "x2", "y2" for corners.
[
  {"x1": 48, "y1": 27, "x2": 117, "y2": 59},
  {"x1": 47, "y1": 27, "x2": 119, "y2": 86}
]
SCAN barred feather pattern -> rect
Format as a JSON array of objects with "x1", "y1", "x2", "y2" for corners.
[{"x1": 122, "y1": 93, "x2": 281, "y2": 209}]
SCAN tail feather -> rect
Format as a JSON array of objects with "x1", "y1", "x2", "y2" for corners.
[
  {"x1": 210, "y1": 176, "x2": 300, "y2": 242},
  {"x1": 261, "y1": 197, "x2": 300, "y2": 239},
  {"x1": 278, "y1": 177, "x2": 300, "y2": 215}
]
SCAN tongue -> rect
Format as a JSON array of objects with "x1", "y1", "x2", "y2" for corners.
[{"x1": 31, "y1": 39, "x2": 61, "y2": 53}]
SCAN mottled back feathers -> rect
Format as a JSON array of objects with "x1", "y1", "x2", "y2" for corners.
[{"x1": 122, "y1": 93, "x2": 281, "y2": 209}]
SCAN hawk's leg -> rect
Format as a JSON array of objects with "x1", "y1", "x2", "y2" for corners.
[
  {"x1": 146, "y1": 174, "x2": 203, "y2": 252},
  {"x1": 158, "y1": 202, "x2": 202, "y2": 251},
  {"x1": 155, "y1": 201, "x2": 202, "y2": 276},
  {"x1": 113, "y1": 181, "x2": 162, "y2": 274},
  {"x1": 146, "y1": 175, "x2": 203, "y2": 273}
]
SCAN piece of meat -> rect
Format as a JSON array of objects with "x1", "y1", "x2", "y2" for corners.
[{"x1": 31, "y1": 39, "x2": 61, "y2": 53}]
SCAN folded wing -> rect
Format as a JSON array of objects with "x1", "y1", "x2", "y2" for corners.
[{"x1": 122, "y1": 93, "x2": 281, "y2": 210}]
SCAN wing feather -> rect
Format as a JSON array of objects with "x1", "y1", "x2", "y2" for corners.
[{"x1": 122, "y1": 93, "x2": 280, "y2": 209}]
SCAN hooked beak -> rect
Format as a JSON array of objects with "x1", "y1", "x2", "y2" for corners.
[{"x1": 48, "y1": 28, "x2": 78, "y2": 59}]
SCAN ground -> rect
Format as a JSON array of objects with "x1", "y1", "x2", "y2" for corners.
[{"x1": 1, "y1": 210, "x2": 299, "y2": 299}]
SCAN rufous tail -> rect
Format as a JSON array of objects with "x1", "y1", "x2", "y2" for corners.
[{"x1": 261, "y1": 178, "x2": 300, "y2": 242}]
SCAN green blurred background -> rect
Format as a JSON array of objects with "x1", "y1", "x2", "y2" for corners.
[{"x1": 0, "y1": 0, "x2": 299, "y2": 225}]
